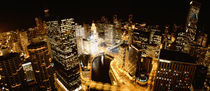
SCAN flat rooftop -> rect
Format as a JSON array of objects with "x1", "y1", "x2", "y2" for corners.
[{"x1": 159, "y1": 49, "x2": 197, "y2": 64}]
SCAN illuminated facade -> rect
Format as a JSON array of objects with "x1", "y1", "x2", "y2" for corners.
[
  {"x1": 0, "y1": 53, "x2": 24, "y2": 90},
  {"x1": 0, "y1": 1, "x2": 209, "y2": 90},
  {"x1": 175, "y1": 0, "x2": 201, "y2": 53},
  {"x1": 0, "y1": 18, "x2": 55, "y2": 90},
  {"x1": 185, "y1": 0, "x2": 201, "y2": 41},
  {"x1": 0, "y1": 31, "x2": 22, "y2": 54},
  {"x1": 132, "y1": 29, "x2": 150, "y2": 49},
  {"x1": 205, "y1": 45, "x2": 210, "y2": 85},
  {"x1": 76, "y1": 25, "x2": 85, "y2": 54},
  {"x1": 89, "y1": 23, "x2": 100, "y2": 55},
  {"x1": 113, "y1": 14, "x2": 122, "y2": 44},
  {"x1": 154, "y1": 49, "x2": 197, "y2": 91},
  {"x1": 104, "y1": 24, "x2": 114, "y2": 45},
  {"x1": 27, "y1": 41, "x2": 54, "y2": 90},
  {"x1": 47, "y1": 18, "x2": 81, "y2": 90},
  {"x1": 118, "y1": 43, "x2": 128, "y2": 67}
]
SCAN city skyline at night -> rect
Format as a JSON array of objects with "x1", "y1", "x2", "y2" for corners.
[
  {"x1": 0, "y1": 0, "x2": 210, "y2": 91},
  {"x1": 0, "y1": 0, "x2": 209, "y2": 35}
]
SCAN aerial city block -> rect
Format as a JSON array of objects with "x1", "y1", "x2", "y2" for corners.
[{"x1": 0, "y1": 0, "x2": 209, "y2": 91}]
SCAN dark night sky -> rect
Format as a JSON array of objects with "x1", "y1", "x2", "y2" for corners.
[{"x1": 0, "y1": 0, "x2": 209, "y2": 37}]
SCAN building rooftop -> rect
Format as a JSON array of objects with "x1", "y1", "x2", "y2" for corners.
[
  {"x1": 159, "y1": 49, "x2": 197, "y2": 64},
  {"x1": 27, "y1": 41, "x2": 47, "y2": 49},
  {"x1": 0, "y1": 53, "x2": 20, "y2": 61}
]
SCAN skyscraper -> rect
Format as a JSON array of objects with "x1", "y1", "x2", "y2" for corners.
[
  {"x1": 175, "y1": 0, "x2": 201, "y2": 53},
  {"x1": 205, "y1": 45, "x2": 210, "y2": 87},
  {"x1": 27, "y1": 41, "x2": 55, "y2": 90},
  {"x1": 154, "y1": 49, "x2": 197, "y2": 91},
  {"x1": 185, "y1": 0, "x2": 201, "y2": 41},
  {"x1": 47, "y1": 18, "x2": 80, "y2": 90},
  {"x1": 0, "y1": 52, "x2": 25, "y2": 90},
  {"x1": 104, "y1": 24, "x2": 114, "y2": 45}
]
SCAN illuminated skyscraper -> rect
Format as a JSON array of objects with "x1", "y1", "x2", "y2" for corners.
[
  {"x1": 113, "y1": 14, "x2": 122, "y2": 43},
  {"x1": 175, "y1": 31, "x2": 190, "y2": 53},
  {"x1": 118, "y1": 43, "x2": 128, "y2": 67},
  {"x1": 104, "y1": 24, "x2": 114, "y2": 45},
  {"x1": 132, "y1": 29, "x2": 150, "y2": 49},
  {"x1": 0, "y1": 52, "x2": 25, "y2": 90},
  {"x1": 205, "y1": 45, "x2": 210, "y2": 86},
  {"x1": 76, "y1": 25, "x2": 85, "y2": 54},
  {"x1": 154, "y1": 49, "x2": 197, "y2": 91},
  {"x1": 175, "y1": 0, "x2": 201, "y2": 53},
  {"x1": 27, "y1": 41, "x2": 55, "y2": 90},
  {"x1": 47, "y1": 18, "x2": 80, "y2": 90},
  {"x1": 0, "y1": 31, "x2": 22, "y2": 54},
  {"x1": 149, "y1": 29, "x2": 162, "y2": 46},
  {"x1": 185, "y1": 0, "x2": 201, "y2": 41}
]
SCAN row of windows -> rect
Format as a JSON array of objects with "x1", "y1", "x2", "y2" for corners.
[{"x1": 154, "y1": 62, "x2": 196, "y2": 90}]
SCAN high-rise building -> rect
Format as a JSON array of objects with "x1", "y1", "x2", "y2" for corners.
[
  {"x1": 76, "y1": 25, "x2": 85, "y2": 54},
  {"x1": 27, "y1": 41, "x2": 55, "y2": 90},
  {"x1": 128, "y1": 44, "x2": 153, "y2": 83},
  {"x1": 89, "y1": 23, "x2": 100, "y2": 56},
  {"x1": 149, "y1": 29, "x2": 162, "y2": 46},
  {"x1": 205, "y1": 45, "x2": 210, "y2": 85},
  {"x1": 113, "y1": 14, "x2": 122, "y2": 44},
  {"x1": 196, "y1": 32, "x2": 208, "y2": 47},
  {"x1": 0, "y1": 52, "x2": 25, "y2": 90},
  {"x1": 175, "y1": 0, "x2": 201, "y2": 53},
  {"x1": 0, "y1": 31, "x2": 22, "y2": 54},
  {"x1": 193, "y1": 65, "x2": 207, "y2": 90},
  {"x1": 175, "y1": 31, "x2": 190, "y2": 53},
  {"x1": 132, "y1": 29, "x2": 150, "y2": 49},
  {"x1": 190, "y1": 45, "x2": 207, "y2": 65},
  {"x1": 124, "y1": 44, "x2": 139, "y2": 76},
  {"x1": 19, "y1": 31, "x2": 30, "y2": 58},
  {"x1": 154, "y1": 49, "x2": 197, "y2": 91},
  {"x1": 185, "y1": 0, "x2": 201, "y2": 41},
  {"x1": 47, "y1": 18, "x2": 81, "y2": 90},
  {"x1": 118, "y1": 43, "x2": 128, "y2": 67},
  {"x1": 104, "y1": 24, "x2": 114, "y2": 45}
]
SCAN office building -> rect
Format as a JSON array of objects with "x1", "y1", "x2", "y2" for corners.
[
  {"x1": 27, "y1": 41, "x2": 55, "y2": 90},
  {"x1": 154, "y1": 49, "x2": 197, "y2": 91},
  {"x1": 185, "y1": 0, "x2": 201, "y2": 42},
  {"x1": 118, "y1": 43, "x2": 128, "y2": 67},
  {"x1": 47, "y1": 18, "x2": 81, "y2": 90},
  {"x1": 0, "y1": 52, "x2": 25, "y2": 90},
  {"x1": 193, "y1": 65, "x2": 207, "y2": 90}
]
